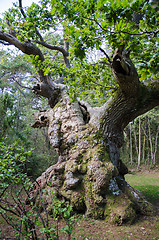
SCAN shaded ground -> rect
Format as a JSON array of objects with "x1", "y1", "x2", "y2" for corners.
[
  {"x1": 72, "y1": 215, "x2": 159, "y2": 240},
  {"x1": 0, "y1": 169, "x2": 159, "y2": 240}
]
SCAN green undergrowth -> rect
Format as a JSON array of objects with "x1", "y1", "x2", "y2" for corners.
[
  {"x1": 125, "y1": 173, "x2": 159, "y2": 205},
  {"x1": 0, "y1": 171, "x2": 159, "y2": 239}
]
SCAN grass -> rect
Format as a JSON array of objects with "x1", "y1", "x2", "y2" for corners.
[{"x1": 125, "y1": 172, "x2": 159, "y2": 205}]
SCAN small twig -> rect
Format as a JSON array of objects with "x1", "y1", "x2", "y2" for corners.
[
  {"x1": 114, "y1": 29, "x2": 159, "y2": 36},
  {"x1": 36, "y1": 181, "x2": 49, "y2": 228},
  {"x1": 36, "y1": 182, "x2": 50, "y2": 240},
  {"x1": 19, "y1": 215, "x2": 23, "y2": 240},
  {"x1": 0, "y1": 40, "x2": 11, "y2": 45},
  {"x1": 23, "y1": 182, "x2": 48, "y2": 231},
  {"x1": 11, "y1": 77, "x2": 32, "y2": 90},
  {"x1": 18, "y1": 0, "x2": 44, "y2": 42},
  {"x1": 0, "y1": 201, "x2": 20, "y2": 217},
  {"x1": 24, "y1": 186, "x2": 47, "y2": 240},
  {"x1": 99, "y1": 61, "x2": 111, "y2": 66},
  {"x1": 0, "y1": 212, "x2": 21, "y2": 233},
  {"x1": 90, "y1": 78, "x2": 117, "y2": 90},
  {"x1": 18, "y1": 185, "x2": 38, "y2": 240},
  {"x1": 18, "y1": 0, "x2": 27, "y2": 18},
  {"x1": 0, "y1": 186, "x2": 9, "y2": 198},
  {"x1": 5, "y1": 18, "x2": 16, "y2": 37},
  {"x1": 99, "y1": 47, "x2": 112, "y2": 64},
  {"x1": 91, "y1": 61, "x2": 111, "y2": 67},
  {"x1": 10, "y1": 187, "x2": 23, "y2": 215},
  {"x1": 92, "y1": 15, "x2": 158, "y2": 37}
]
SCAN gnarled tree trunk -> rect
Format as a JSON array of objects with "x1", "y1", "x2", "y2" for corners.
[{"x1": 30, "y1": 48, "x2": 158, "y2": 224}]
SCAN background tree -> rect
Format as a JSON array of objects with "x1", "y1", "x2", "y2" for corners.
[
  {"x1": 0, "y1": 50, "x2": 57, "y2": 178},
  {"x1": 121, "y1": 107, "x2": 159, "y2": 168},
  {"x1": 0, "y1": 0, "x2": 158, "y2": 224}
]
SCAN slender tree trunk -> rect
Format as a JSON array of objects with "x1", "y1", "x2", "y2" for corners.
[
  {"x1": 148, "y1": 118, "x2": 154, "y2": 166},
  {"x1": 16, "y1": 91, "x2": 21, "y2": 132},
  {"x1": 141, "y1": 120, "x2": 149, "y2": 166},
  {"x1": 153, "y1": 126, "x2": 159, "y2": 165},
  {"x1": 142, "y1": 133, "x2": 146, "y2": 165},
  {"x1": 147, "y1": 139, "x2": 150, "y2": 168},
  {"x1": 133, "y1": 123, "x2": 139, "y2": 157},
  {"x1": 138, "y1": 117, "x2": 141, "y2": 168},
  {"x1": 129, "y1": 122, "x2": 133, "y2": 165}
]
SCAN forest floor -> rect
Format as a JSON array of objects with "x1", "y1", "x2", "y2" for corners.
[{"x1": 0, "y1": 168, "x2": 159, "y2": 240}]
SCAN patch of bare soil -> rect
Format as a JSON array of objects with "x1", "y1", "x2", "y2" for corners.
[
  {"x1": 72, "y1": 215, "x2": 159, "y2": 240},
  {"x1": 129, "y1": 166, "x2": 159, "y2": 176}
]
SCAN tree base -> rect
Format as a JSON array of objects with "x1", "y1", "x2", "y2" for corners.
[
  {"x1": 30, "y1": 96, "x2": 154, "y2": 225},
  {"x1": 32, "y1": 161, "x2": 154, "y2": 225}
]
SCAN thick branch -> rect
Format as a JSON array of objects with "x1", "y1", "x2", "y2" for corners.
[
  {"x1": 35, "y1": 40, "x2": 70, "y2": 68},
  {"x1": 0, "y1": 31, "x2": 63, "y2": 107},
  {"x1": 102, "y1": 81, "x2": 159, "y2": 145},
  {"x1": 112, "y1": 47, "x2": 140, "y2": 97},
  {"x1": 111, "y1": 48, "x2": 159, "y2": 121},
  {"x1": 0, "y1": 31, "x2": 44, "y2": 60},
  {"x1": 0, "y1": 31, "x2": 49, "y2": 83},
  {"x1": 130, "y1": 81, "x2": 159, "y2": 121},
  {"x1": 32, "y1": 82, "x2": 62, "y2": 108}
]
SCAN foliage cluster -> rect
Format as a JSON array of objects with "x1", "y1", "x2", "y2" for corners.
[
  {"x1": 0, "y1": 140, "x2": 31, "y2": 189},
  {"x1": 50, "y1": 0, "x2": 159, "y2": 78}
]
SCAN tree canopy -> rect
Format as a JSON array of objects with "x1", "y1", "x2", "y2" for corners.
[{"x1": 0, "y1": 0, "x2": 158, "y2": 106}]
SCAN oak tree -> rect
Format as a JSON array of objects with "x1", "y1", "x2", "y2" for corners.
[{"x1": 0, "y1": 0, "x2": 158, "y2": 224}]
